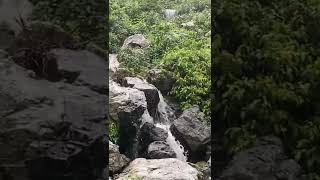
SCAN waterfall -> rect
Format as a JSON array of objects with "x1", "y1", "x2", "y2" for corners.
[
  {"x1": 155, "y1": 123, "x2": 187, "y2": 162},
  {"x1": 155, "y1": 90, "x2": 188, "y2": 161},
  {"x1": 164, "y1": 9, "x2": 176, "y2": 21}
]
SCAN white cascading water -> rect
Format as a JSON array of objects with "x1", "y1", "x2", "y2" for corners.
[
  {"x1": 155, "y1": 90, "x2": 188, "y2": 162},
  {"x1": 164, "y1": 9, "x2": 176, "y2": 21}
]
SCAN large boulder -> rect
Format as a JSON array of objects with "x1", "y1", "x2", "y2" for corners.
[
  {"x1": 170, "y1": 105, "x2": 211, "y2": 162},
  {"x1": 121, "y1": 34, "x2": 150, "y2": 50},
  {"x1": 109, "y1": 80, "x2": 147, "y2": 159},
  {"x1": 138, "y1": 122, "x2": 168, "y2": 157},
  {"x1": 0, "y1": 59, "x2": 107, "y2": 180},
  {"x1": 147, "y1": 68, "x2": 175, "y2": 95},
  {"x1": 115, "y1": 158, "x2": 200, "y2": 180},
  {"x1": 109, "y1": 141, "x2": 130, "y2": 175},
  {"x1": 220, "y1": 136, "x2": 302, "y2": 180},
  {"x1": 147, "y1": 141, "x2": 176, "y2": 159},
  {"x1": 123, "y1": 77, "x2": 160, "y2": 118}
]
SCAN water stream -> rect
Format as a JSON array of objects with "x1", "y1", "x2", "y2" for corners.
[
  {"x1": 155, "y1": 90, "x2": 187, "y2": 161},
  {"x1": 164, "y1": 9, "x2": 176, "y2": 21}
]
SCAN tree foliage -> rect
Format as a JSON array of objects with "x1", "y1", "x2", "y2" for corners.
[
  {"x1": 214, "y1": 0, "x2": 320, "y2": 178},
  {"x1": 30, "y1": 0, "x2": 107, "y2": 49},
  {"x1": 110, "y1": 0, "x2": 211, "y2": 119}
]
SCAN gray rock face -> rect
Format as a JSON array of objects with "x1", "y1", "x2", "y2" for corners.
[
  {"x1": 109, "y1": 54, "x2": 120, "y2": 77},
  {"x1": 0, "y1": 59, "x2": 107, "y2": 180},
  {"x1": 109, "y1": 141, "x2": 130, "y2": 175},
  {"x1": 147, "y1": 141, "x2": 176, "y2": 159},
  {"x1": 220, "y1": 136, "x2": 302, "y2": 180},
  {"x1": 0, "y1": 49, "x2": 7, "y2": 58},
  {"x1": 170, "y1": 105, "x2": 211, "y2": 162},
  {"x1": 147, "y1": 68, "x2": 174, "y2": 95},
  {"x1": 123, "y1": 77, "x2": 160, "y2": 118},
  {"x1": 121, "y1": 34, "x2": 150, "y2": 50},
  {"x1": 50, "y1": 49, "x2": 108, "y2": 94},
  {"x1": 109, "y1": 80, "x2": 147, "y2": 159},
  {"x1": 115, "y1": 158, "x2": 200, "y2": 180}
]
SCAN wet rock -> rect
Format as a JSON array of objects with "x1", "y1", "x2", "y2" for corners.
[
  {"x1": 220, "y1": 136, "x2": 302, "y2": 180},
  {"x1": 109, "y1": 141, "x2": 130, "y2": 175},
  {"x1": 147, "y1": 68, "x2": 174, "y2": 95},
  {"x1": 170, "y1": 105, "x2": 211, "y2": 162},
  {"x1": 147, "y1": 141, "x2": 176, "y2": 159},
  {"x1": 139, "y1": 122, "x2": 167, "y2": 146},
  {"x1": 0, "y1": 60, "x2": 108, "y2": 180},
  {"x1": 121, "y1": 34, "x2": 149, "y2": 50},
  {"x1": 138, "y1": 122, "x2": 167, "y2": 157},
  {"x1": 115, "y1": 158, "x2": 200, "y2": 180},
  {"x1": 123, "y1": 77, "x2": 160, "y2": 118}
]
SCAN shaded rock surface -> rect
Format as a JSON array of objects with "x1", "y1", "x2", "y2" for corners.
[
  {"x1": 51, "y1": 48, "x2": 107, "y2": 94},
  {"x1": 220, "y1": 136, "x2": 302, "y2": 180},
  {"x1": 109, "y1": 141, "x2": 130, "y2": 175},
  {"x1": 139, "y1": 122, "x2": 168, "y2": 148},
  {"x1": 115, "y1": 158, "x2": 200, "y2": 180},
  {"x1": 147, "y1": 141, "x2": 176, "y2": 159},
  {"x1": 0, "y1": 57, "x2": 107, "y2": 179},
  {"x1": 170, "y1": 105, "x2": 211, "y2": 162}
]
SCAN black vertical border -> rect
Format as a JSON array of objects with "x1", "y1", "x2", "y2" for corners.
[
  {"x1": 211, "y1": 0, "x2": 215, "y2": 178},
  {"x1": 106, "y1": 0, "x2": 110, "y2": 178}
]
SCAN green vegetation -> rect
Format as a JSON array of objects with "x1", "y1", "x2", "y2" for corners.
[
  {"x1": 110, "y1": 0, "x2": 211, "y2": 119},
  {"x1": 30, "y1": 0, "x2": 107, "y2": 49},
  {"x1": 109, "y1": 120, "x2": 119, "y2": 144},
  {"x1": 214, "y1": 0, "x2": 320, "y2": 178}
]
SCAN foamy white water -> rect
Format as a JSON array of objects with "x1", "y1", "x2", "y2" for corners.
[
  {"x1": 165, "y1": 9, "x2": 176, "y2": 21},
  {"x1": 155, "y1": 123, "x2": 188, "y2": 161},
  {"x1": 155, "y1": 90, "x2": 187, "y2": 161}
]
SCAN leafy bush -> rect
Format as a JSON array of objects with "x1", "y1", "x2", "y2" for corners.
[
  {"x1": 214, "y1": 0, "x2": 320, "y2": 177},
  {"x1": 110, "y1": 0, "x2": 211, "y2": 122},
  {"x1": 161, "y1": 47, "x2": 211, "y2": 116},
  {"x1": 117, "y1": 48, "x2": 152, "y2": 77},
  {"x1": 109, "y1": 120, "x2": 119, "y2": 144}
]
